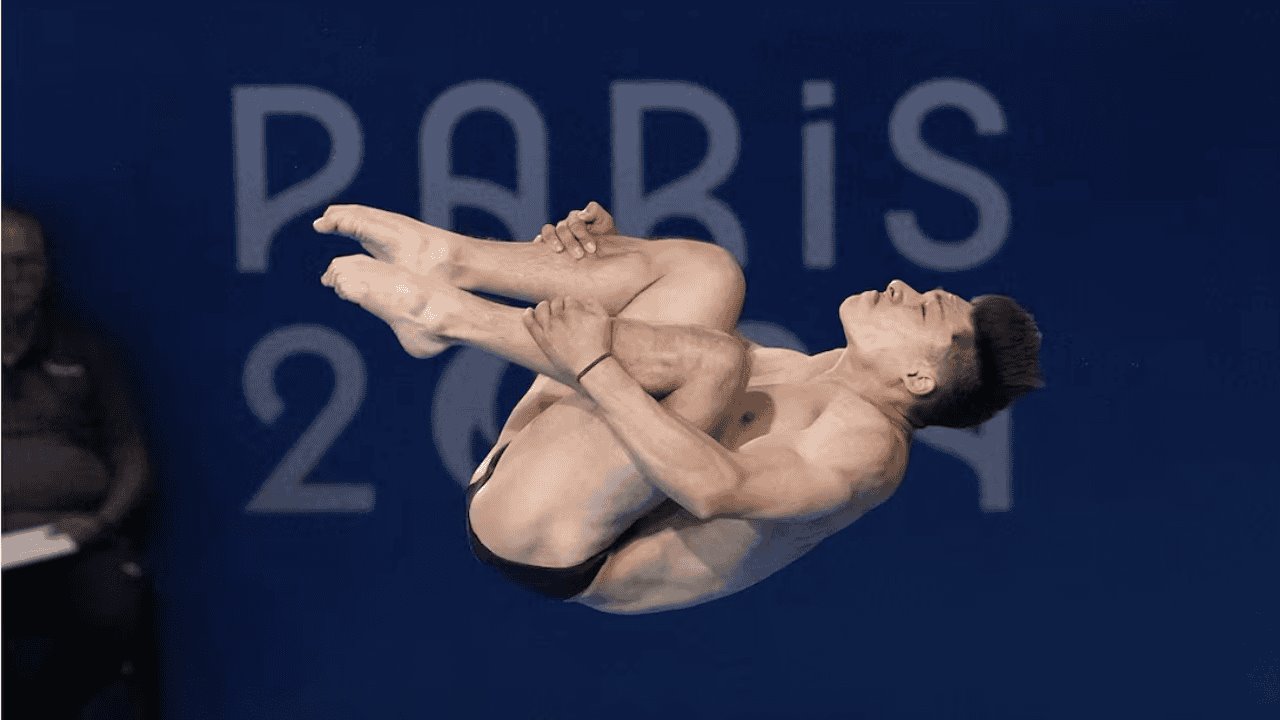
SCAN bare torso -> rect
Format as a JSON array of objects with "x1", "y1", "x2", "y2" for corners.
[{"x1": 568, "y1": 344, "x2": 911, "y2": 614}]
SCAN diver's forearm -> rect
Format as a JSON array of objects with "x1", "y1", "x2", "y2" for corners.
[{"x1": 579, "y1": 359, "x2": 739, "y2": 518}]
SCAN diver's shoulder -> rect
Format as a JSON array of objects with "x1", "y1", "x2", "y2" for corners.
[{"x1": 811, "y1": 394, "x2": 909, "y2": 473}]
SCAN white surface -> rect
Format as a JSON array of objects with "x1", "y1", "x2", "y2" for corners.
[{"x1": 2, "y1": 524, "x2": 79, "y2": 570}]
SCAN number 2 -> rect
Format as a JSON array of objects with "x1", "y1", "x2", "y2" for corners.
[{"x1": 241, "y1": 324, "x2": 374, "y2": 513}]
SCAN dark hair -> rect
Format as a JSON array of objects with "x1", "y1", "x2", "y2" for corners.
[{"x1": 911, "y1": 294, "x2": 1044, "y2": 429}]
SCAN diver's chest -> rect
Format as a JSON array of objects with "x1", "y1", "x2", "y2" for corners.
[{"x1": 716, "y1": 384, "x2": 828, "y2": 450}]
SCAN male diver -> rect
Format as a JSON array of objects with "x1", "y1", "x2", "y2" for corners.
[{"x1": 313, "y1": 202, "x2": 1042, "y2": 614}]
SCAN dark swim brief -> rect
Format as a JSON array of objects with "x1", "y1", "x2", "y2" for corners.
[{"x1": 465, "y1": 445, "x2": 647, "y2": 600}]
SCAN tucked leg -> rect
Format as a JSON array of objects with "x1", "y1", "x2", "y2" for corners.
[
  {"x1": 322, "y1": 254, "x2": 742, "y2": 385},
  {"x1": 317, "y1": 209, "x2": 760, "y2": 579},
  {"x1": 321, "y1": 252, "x2": 750, "y2": 567},
  {"x1": 315, "y1": 204, "x2": 745, "y2": 331},
  {"x1": 317, "y1": 205, "x2": 749, "y2": 482}
]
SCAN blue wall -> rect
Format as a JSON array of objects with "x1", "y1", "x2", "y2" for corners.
[{"x1": 5, "y1": 1, "x2": 1278, "y2": 717}]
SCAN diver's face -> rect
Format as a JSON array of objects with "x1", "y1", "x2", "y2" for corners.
[
  {"x1": 2, "y1": 225, "x2": 47, "y2": 320},
  {"x1": 838, "y1": 279, "x2": 974, "y2": 380}
]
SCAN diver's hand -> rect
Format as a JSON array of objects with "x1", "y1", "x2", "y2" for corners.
[
  {"x1": 534, "y1": 202, "x2": 618, "y2": 258},
  {"x1": 522, "y1": 296, "x2": 612, "y2": 385}
]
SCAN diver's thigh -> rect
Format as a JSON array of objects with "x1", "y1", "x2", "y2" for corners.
[{"x1": 468, "y1": 394, "x2": 666, "y2": 567}]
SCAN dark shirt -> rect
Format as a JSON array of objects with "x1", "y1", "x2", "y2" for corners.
[{"x1": 2, "y1": 313, "x2": 145, "y2": 527}]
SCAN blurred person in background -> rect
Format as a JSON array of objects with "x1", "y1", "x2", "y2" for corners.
[{"x1": 2, "y1": 206, "x2": 157, "y2": 719}]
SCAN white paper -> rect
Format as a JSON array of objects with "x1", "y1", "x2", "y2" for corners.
[{"x1": 2, "y1": 524, "x2": 79, "y2": 570}]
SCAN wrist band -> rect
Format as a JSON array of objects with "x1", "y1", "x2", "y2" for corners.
[{"x1": 576, "y1": 352, "x2": 612, "y2": 383}]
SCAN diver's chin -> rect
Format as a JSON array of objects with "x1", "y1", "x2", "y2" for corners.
[
  {"x1": 837, "y1": 298, "x2": 856, "y2": 327},
  {"x1": 837, "y1": 302, "x2": 861, "y2": 345},
  {"x1": 838, "y1": 290, "x2": 876, "y2": 323}
]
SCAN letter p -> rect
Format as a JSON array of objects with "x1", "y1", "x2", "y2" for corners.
[{"x1": 233, "y1": 85, "x2": 363, "y2": 273}]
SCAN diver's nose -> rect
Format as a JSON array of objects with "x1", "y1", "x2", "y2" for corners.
[{"x1": 886, "y1": 279, "x2": 912, "y2": 302}]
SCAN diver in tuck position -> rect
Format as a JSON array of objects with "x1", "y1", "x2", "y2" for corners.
[{"x1": 313, "y1": 201, "x2": 1042, "y2": 614}]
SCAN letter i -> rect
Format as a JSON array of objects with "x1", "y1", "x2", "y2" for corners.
[{"x1": 802, "y1": 80, "x2": 835, "y2": 269}]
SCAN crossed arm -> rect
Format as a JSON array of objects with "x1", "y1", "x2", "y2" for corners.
[
  {"x1": 522, "y1": 299, "x2": 863, "y2": 523},
  {"x1": 577, "y1": 356, "x2": 858, "y2": 521}
]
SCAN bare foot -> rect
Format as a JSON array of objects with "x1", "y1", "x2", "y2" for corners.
[
  {"x1": 313, "y1": 204, "x2": 461, "y2": 280},
  {"x1": 321, "y1": 254, "x2": 458, "y2": 358}
]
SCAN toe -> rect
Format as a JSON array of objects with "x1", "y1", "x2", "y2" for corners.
[
  {"x1": 324, "y1": 255, "x2": 382, "y2": 300},
  {"x1": 318, "y1": 206, "x2": 398, "y2": 257}
]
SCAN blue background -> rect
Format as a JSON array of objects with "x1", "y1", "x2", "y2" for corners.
[{"x1": 5, "y1": 1, "x2": 1278, "y2": 717}]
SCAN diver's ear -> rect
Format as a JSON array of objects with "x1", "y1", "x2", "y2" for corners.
[{"x1": 903, "y1": 368, "x2": 936, "y2": 397}]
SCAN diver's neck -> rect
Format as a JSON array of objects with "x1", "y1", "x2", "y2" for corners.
[{"x1": 820, "y1": 349, "x2": 916, "y2": 434}]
